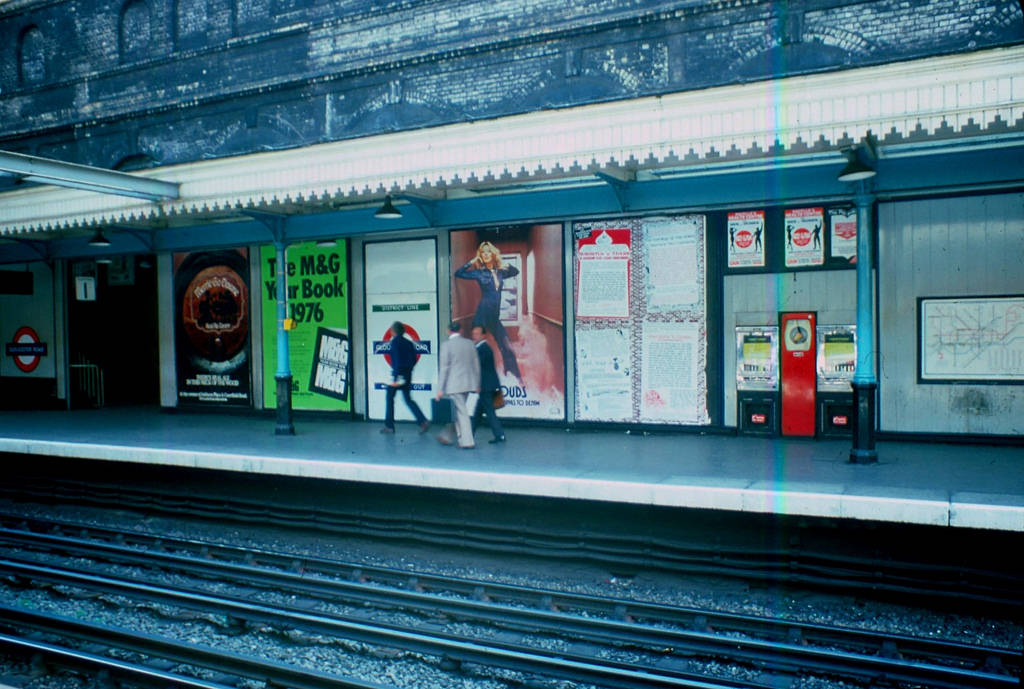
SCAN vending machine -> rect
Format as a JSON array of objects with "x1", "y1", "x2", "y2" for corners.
[
  {"x1": 779, "y1": 312, "x2": 816, "y2": 437},
  {"x1": 735, "y1": 326, "x2": 779, "y2": 435},
  {"x1": 816, "y1": 325, "x2": 856, "y2": 438}
]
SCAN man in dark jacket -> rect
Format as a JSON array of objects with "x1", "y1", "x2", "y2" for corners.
[
  {"x1": 381, "y1": 321, "x2": 430, "y2": 434},
  {"x1": 471, "y1": 325, "x2": 505, "y2": 443}
]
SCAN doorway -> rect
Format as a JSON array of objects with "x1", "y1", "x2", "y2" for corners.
[{"x1": 66, "y1": 255, "x2": 159, "y2": 408}]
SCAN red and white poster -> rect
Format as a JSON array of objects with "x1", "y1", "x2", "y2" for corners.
[
  {"x1": 575, "y1": 228, "x2": 631, "y2": 319},
  {"x1": 784, "y1": 207, "x2": 824, "y2": 267},
  {"x1": 829, "y1": 208, "x2": 857, "y2": 263},
  {"x1": 727, "y1": 210, "x2": 765, "y2": 268}
]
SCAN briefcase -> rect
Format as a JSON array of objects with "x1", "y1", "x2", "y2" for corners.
[{"x1": 431, "y1": 397, "x2": 452, "y2": 424}]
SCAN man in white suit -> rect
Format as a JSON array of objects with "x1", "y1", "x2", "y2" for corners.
[{"x1": 434, "y1": 321, "x2": 480, "y2": 448}]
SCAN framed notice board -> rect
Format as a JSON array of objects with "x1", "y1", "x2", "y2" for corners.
[{"x1": 918, "y1": 295, "x2": 1024, "y2": 383}]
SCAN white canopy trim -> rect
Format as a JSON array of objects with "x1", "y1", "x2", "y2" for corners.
[{"x1": 1, "y1": 45, "x2": 1021, "y2": 235}]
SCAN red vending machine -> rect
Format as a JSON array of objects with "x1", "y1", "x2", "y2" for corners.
[{"x1": 780, "y1": 311, "x2": 816, "y2": 436}]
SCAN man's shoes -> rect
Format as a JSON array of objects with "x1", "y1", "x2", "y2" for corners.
[
  {"x1": 419, "y1": 421, "x2": 430, "y2": 434},
  {"x1": 436, "y1": 434, "x2": 453, "y2": 445},
  {"x1": 488, "y1": 436, "x2": 506, "y2": 444},
  {"x1": 380, "y1": 427, "x2": 395, "y2": 434},
  {"x1": 459, "y1": 445, "x2": 475, "y2": 450}
]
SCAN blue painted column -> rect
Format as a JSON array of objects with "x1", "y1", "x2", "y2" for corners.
[
  {"x1": 850, "y1": 183, "x2": 877, "y2": 463},
  {"x1": 273, "y1": 237, "x2": 295, "y2": 436}
]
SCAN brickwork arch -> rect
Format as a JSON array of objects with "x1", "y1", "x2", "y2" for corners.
[
  {"x1": 120, "y1": 0, "x2": 153, "y2": 63},
  {"x1": 174, "y1": 0, "x2": 209, "y2": 49},
  {"x1": 18, "y1": 25, "x2": 46, "y2": 85},
  {"x1": 113, "y1": 153, "x2": 159, "y2": 171}
]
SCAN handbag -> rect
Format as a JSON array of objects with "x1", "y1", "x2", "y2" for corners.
[
  {"x1": 492, "y1": 389, "x2": 505, "y2": 409},
  {"x1": 431, "y1": 397, "x2": 453, "y2": 424}
]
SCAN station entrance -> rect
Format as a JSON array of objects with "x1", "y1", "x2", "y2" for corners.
[{"x1": 66, "y1": 256, "x2": 159, "y2": 408}]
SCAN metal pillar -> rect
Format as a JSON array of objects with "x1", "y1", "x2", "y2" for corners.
[
  {"x1": 849, "y1": 183, "x2": 877, "y2": 463},
  {"x1": 273, "y1": 238, "x2": 295, "y2": 435},
  {"x1": 244, "y1": 210, "x2": 295, "y2": 435}
]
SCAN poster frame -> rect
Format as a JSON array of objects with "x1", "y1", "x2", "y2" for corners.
[
  {"x1": 783, "y1": 207, "x2": 825, "y2": 268},
  {"x1": 173, "y1": 249, "x2": 253, "y2": 408},
  {"x1": 573, "y1": 215, "x2": 710, "y2": 426},
  {"x1": 726, "y1": 210, "x2": 766, "y2": 268},
  {"x1": 448, "y1": 224, "x2": 567, "y2": 422},
  {"x1": 917, "y1": 294, "x2": 1024, "y2": 385},
  {"x1": 362, "y1": 236, "x2": 441, "y2": 422},
  {"x1": 259, "y1": 239, "x2": 353, "y2": 413}
]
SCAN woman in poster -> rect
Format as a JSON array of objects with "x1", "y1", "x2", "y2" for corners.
[{"x1": 454, "y1": 241, "x2": 522, "y2": 381}]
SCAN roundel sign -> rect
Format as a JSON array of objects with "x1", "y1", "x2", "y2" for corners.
[
  {"x1": 8, "y1": 326, "x2": 47, "y2": 373},
  {"x1": 381, "y1": 323, "x2": 422, "y2": 366}
]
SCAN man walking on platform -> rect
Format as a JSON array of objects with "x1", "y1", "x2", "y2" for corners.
[
  {"x1": 381, "y1": 321, "x2": 430, "y2": 435},
  {"x1": 471, "y1": 325, "x2": 505, "y2": 444},
  {"x1": 435, "y1": 321, "x2": 480, "y2": 449}
]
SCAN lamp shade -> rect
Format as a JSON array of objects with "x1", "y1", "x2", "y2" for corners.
[
  {"x1": 88, "y1": 229, "x2": 112, "y2": 247},
  {"x1": 373, "y1": 195, "x2": 402, "y2": 219},
  {"x1": 837, "y1": 158, "x2": 876, "y2": 182}
]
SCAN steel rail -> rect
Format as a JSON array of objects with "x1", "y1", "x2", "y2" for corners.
[
  {"x1": 0, "y1": 558, "x2": 767, "y2": 689},
  {"x1": 1, "y1": 541, "x2": 1017, "y2": 689},
  {"x1": 4, "y1": 515, "x2": 1019, "y2": 683},
  {"x1": 0, "y1": 607, "x2": 384, "y2": 689},
  {"x1": 1, "y1": 516, "x2": 1018, "y2": 677},
  {"x1": 2, "y1": 479, "x2": 1016, "y2": 609},
  {"x1": 0, "y1": 633, "x2": 244, "y2": 689}
]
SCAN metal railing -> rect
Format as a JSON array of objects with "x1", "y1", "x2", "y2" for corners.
[{"x1": 69, "y1": 362, "x2": 104, "y2": 408}]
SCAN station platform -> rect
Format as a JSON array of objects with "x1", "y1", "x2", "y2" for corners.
[{"x1": 0, "y1": 408, "x2": 1021, "y2": 532}]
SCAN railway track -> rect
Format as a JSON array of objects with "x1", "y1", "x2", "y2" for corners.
[
  {"x1": 1, "y1": 476, "x2": 1019, "y2": 613},
  {"x1": 1, "y1": 605, "x2": 381, "y2": 689},
  {"x1": 0, "y1": 514, "x2": 1017, "y2": 689}
]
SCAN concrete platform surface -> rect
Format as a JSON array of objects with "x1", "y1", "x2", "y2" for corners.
[{"x1": 0, "y1": 408, "x2": 1021, "y2": 531}]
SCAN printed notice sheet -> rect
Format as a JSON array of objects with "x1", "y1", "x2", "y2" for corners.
[
  {"x1": 727, "y1": 210, "x2": 765, "y2": 268},
  {"x1": 575, "y1": 328, "x2": 633, "y2": 421},
  {"x1": 829, "y1": 209, "x2": 857, "y2": 262},
  {"x1": 784, "y1": 207, "x2": 825, "y2": 267},
  {"x1": 640, "y1": 321, "x2": 708, "y2": 424},
  {"x1": 643, "y1": 217, "x2": 703, "y2": 313},
  {"x1": 576, "y1": 229, "x2": 631, "y2": 318}
]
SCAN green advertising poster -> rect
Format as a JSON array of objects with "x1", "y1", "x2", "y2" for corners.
[{"x1": 260, "y1": 241, "x2": 350, "y2": 411}]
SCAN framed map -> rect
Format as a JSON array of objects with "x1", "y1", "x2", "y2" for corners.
[{"x1": 918, "y1": 296, "x2": 1024, "y2": 383}]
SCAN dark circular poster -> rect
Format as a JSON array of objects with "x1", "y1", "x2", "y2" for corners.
[{"x1": 175, "y1": 251, "x2": 250, "y2": 377}]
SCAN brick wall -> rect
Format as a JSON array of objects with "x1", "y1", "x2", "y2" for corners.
[{"x1": 0, "y1": 0, "x2": 1020, "y2": 173}]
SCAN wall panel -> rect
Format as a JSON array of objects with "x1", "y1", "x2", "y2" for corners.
[{"x1": 878, "y1": 192, "x2": 1024, "y2": 435}]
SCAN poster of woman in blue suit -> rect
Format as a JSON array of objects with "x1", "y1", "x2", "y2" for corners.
[
  {"x1": 454, "y1": 241, "x2": 522, "y2": 382},
  {"x1": 450, "y1": 225, "x2": 565, "y2": 420}
]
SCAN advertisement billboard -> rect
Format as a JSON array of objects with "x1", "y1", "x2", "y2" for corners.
[
  {"x1": 450, "y1": 225, "x2": 565, "y2": 420},
  {"x1": 173, "y1": 249, "x2": 252, "y2": 407},
  {"x1": 260, "y1": 241, "x2": 350, "y2": 412},
  {"x1": 365, "y1": 238, "x2": 439, "y2": 422}
]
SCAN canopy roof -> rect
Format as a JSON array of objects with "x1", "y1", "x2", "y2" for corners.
[{"x1": 0, "y1": 45, "x2": 1021, "y2": 263}]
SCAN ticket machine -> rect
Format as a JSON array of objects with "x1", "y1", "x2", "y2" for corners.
[
  {"x1": 780, "y1": 312, "x2": 816, "y2": 436},
  {"x1": 816, "y1": 325, "x2": 856, "y2": 438},
  {"x1": 735, "y1": 326, "x2": 779, "y2": 435}
]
